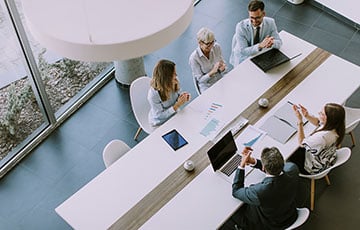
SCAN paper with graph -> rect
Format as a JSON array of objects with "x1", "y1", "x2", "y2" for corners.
[
  {"x1": 199, "y1": 102, "x2": 226, "y2": 139},
  {"x1": 235, "y1": 125, "x2": 266, "y2": 148}
]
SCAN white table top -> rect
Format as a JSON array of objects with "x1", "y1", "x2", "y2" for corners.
[
  {"x1": 22, "y1": 0, "x2": 194, "y2": 61},
  {"x1": 55, "y1": 31, "x2": 360, "y2": 230}
]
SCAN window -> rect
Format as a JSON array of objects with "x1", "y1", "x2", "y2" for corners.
[{"x1": 0, "y1": 0, "x2": 114, "y2": 175}]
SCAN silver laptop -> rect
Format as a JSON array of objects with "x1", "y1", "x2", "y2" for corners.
[{"x1": 207, "y1": 131, "x2": 242, "y2": 183}]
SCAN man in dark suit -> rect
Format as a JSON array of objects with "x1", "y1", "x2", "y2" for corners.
[
  {"x1": 220, "y1": 146, "x2": 299, "y2": 230},
  {"x1": 229, "y1": 0, "x2": 282, "y2": 66}
]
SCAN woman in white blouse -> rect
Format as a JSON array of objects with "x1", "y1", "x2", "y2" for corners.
[
  {"x1": 288, "y1": 103, "x2": 345, "y2": 174},
  {"x1": 189, "y1": 27, "x2": 227, "y2": 94},
  {"x1": 147, "y1": 59, "x2": 191, "y2": 126}
]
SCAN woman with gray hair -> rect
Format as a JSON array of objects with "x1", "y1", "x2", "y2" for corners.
[{"x1": 189, "y1": 27, "x2": 227, "y2": 94}]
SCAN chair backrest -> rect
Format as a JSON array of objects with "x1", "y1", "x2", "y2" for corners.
[
  {"x1": 193, "y1": 77, "x2": 201, "y2": 95},
  {"x1": 285, "y1": 207, "x2": 310, "y2": 230},
  {"x1": 344, "y1": 106, "x2": 360, "y2": 133},
  {"x1": 130, "y1": 76, "x2": 156, "y2": 134},
  {"x1": 102, "y1": 140, "x2": 130, "y2": 168},
  {"x1": 299, "y1": 147, "x2": 351, "y2": 180}
]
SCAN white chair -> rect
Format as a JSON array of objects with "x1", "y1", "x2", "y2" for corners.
[
  {"x1": 102, "y1": 139, "x2": 131, "y2": 168},
  {"x1": 193, "y1": 77, "x2": 201, "y2": 95},
  {"x1": 130, "y1": 76, "x2": 157, "y2": 140},
  {"x1": 285, "y1": 208, "x2": 310, "y2": 230},
  {"x1": 344, "y1": 106, "x2": 360, "y2": 147},
  {"x1": 299, "y1": 147, "x2": 351, "y2": 211}
]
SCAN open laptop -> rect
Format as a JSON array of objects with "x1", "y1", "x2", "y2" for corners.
[
  {"x1": 207, "y1": 131, "x2": 242, "y2": 183},
  {"x1": 250, "y1": 48, "x2": 290, "y2": 72}
]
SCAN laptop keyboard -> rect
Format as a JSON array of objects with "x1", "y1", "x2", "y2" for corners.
[{"x1": 220, "y1": 154, "x2": 242, "y2": 176}]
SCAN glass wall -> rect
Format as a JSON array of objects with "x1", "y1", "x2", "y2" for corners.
[{"x1": 0, "y1": 0, "x2": 114, "y2": 175}]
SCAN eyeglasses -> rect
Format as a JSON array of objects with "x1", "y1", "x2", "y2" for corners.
[
  {"x1": 201, "y1": 40, "x2": 215, "y2": 46},
  {"x1": 249, "y1": 11, "x2": 264, "y2": 21},
  {"x1": 250, "y1": 15, "x2": 263, "y2": 21}
]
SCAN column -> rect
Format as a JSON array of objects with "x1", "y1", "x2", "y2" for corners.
[
  {"x1": 287, "y1": 0, "x2": 304, "y2": 4},
  {"x1": 114, "y1": 57, "x2": 146, "y2": 87}
]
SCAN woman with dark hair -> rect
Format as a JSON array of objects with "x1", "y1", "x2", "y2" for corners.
[
  {"x1": 288, "y1": 103, "x2": 345, "y2": 174},
  {"x1": 147, "y1": 59, "x2": 191, "y2": 126}
]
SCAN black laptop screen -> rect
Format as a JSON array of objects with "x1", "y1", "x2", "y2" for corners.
[
  {"x1": 250, "y1": 48, "x2": 290, "y2": 72},
  {"x1": 207, "y1": 131, "x2": 238, "y2": 171}
]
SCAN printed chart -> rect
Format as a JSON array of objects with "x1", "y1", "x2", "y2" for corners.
[
  {"x1": 200, "y1": 102, "x2": 225, "y2": 139},
  {"x1": 236, "y1": 125, "x2": 266, "y2": 148}
]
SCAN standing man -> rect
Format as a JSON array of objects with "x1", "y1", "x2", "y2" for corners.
[
  {"x1": 220, "y1": 147, "x2": 299, "y2": 230},
  {"x1": 229, "y1": 0, "x2": 282, "y2": 66}
]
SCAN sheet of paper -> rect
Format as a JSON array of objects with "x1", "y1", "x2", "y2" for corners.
[
  {"x1": 235, "y1": 125, "x2": 266, "y2": 149},
  {"x1": 274, "y1": 102, "x2": 298, "y2": 128},
  {"x1": 200, "y1": 118, "x2": 226, "y2": 140},
  {"x1": 260, "y1": 116, "x2": 297, "y2": 144},
  {"x1": 198, "y1": 102, "x2": 226, "y2": 140}
]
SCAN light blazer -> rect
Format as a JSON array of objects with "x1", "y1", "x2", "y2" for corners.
[
  {"x1": 229, "y1": 17, "x2": 282, "y2": 66},
  {"x1": 232, "y1": 161, "x2": 299, "y2": 229},
  {"x1": 147, "y1": 87, "x2": 179, "y2": 126}
]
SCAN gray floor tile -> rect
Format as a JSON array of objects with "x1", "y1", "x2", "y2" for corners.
[
  {"x1": 0, "y1": 165, "x2": 52, "y2": 222},
  {"x1": 346, "y1": 88, "x2": 360, "y2": 108},
  {"x1": 58, "y1": 102, "x2": 122, "y2": 150},
  {"x1": 19, "y1": 187, "x2": 73, "y2": 230},
  {"x1": 303, "y1": 27, "x2": 350, "y2": 54},
  {"x1": 88, "y1": 80, "x2": 133, "y2": 119},
  {"x1": 20, "y1": 131, "x2": 89, "y2": 183},
  {"x1": 341, "y1": 31, "x2": 360, "y2": 65},
  {"x1": 262, "y1": 0, "x2": 288, "y2": 17},
  {"x1": 0, "y1": 215, "x2": 21, "y2": 230},
  {"x1": 91, "y1": 119, "x2": 145, "y2": 156},
  {"x1": 314, "y1": 12, "x2": 356, "y2": 40},
  {"x1": 275, "y1": 15, "x2": 311, "y2": 39},
  {"x1": 53, "y1": 149, "x2": 104, "y2": 198},
  {"x1": 276, "y1": 1, "x2": 323, "y2": 27}
]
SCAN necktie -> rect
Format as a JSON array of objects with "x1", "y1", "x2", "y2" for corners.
[{"x1": 253, "y1": 26, "x2": 260, "y2": 44}]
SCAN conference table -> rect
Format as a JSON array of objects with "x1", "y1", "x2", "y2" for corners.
[{"x1": 55, "y1": 31, "x2": 360, "y2": 230}]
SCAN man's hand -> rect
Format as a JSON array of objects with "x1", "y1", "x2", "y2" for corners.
[
  {"x1": 259, "y1": 36, "x2": 274, "y2": 49},
  {"x1": 240, "y1": 147, "x2": 254, "y2": 168}
]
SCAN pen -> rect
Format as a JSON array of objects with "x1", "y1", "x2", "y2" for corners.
[
  {"x1": 290, "y1": 53, "x2": 302, "y2": 60},
  {"x1": 287, "y1": 101, "x2": 300, "y2": 109}
]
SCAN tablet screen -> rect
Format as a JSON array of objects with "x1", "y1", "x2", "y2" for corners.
[{"x1": 162, "y1": 129, "x2": 188, "y2": 151}]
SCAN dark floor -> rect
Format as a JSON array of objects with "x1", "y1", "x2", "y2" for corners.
[{"x1": 0, "y1": 0, "x2": 359, "y2": 229}]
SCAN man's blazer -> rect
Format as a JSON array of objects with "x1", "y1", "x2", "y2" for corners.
[
  {"x1": 232, "y1": 161, "x2": 299, "y2": 229},
  {"x1": 229, "y1": 17, "x2": 282, "y2": 66}
]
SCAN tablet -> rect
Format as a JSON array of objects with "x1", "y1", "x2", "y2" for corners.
[{"x1": 162, "y1": 129, "x2": 188, "y2": 151}]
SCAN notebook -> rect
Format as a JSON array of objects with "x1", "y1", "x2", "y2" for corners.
[
  {"x1": 260, "y1": 102, "x2": 306, "y2": 144},
  {"x1": 250, "y1": 48, "x2": 290, "y2": 72},
  {"x1": 207, "y1": 131, "x2": 241, "y2": 183}
]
